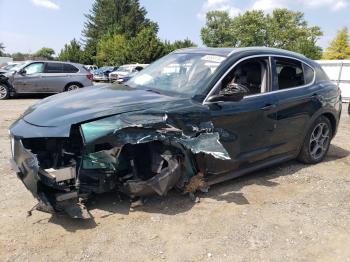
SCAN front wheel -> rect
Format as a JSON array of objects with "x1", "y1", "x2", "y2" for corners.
[
  {"x1": 298, "y1": 116, "x2": 332, "y2": 164},
  {"x1": 0, "y1": 83, "x2": 9, "y2": 100}
]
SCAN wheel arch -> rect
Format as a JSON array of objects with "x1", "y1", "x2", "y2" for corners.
[
  {"x1": 64, "y1": 82, "x2": 83, "y2": 91},
  {"x1": 322, "y1": 112, "x2": 337, "y2": 138}
]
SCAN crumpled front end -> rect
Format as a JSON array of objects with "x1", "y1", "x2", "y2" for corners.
[{"x1": 9, "y1": 111, "x2": 232, "y2": 219}]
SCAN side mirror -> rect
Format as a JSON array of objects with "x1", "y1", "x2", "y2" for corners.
[
  {"x1": 18, "y1": 69, "x2": 26, "y2": 75},
  {"x1": 207, "y1": 92, "x2": 244, "y2": 103}
]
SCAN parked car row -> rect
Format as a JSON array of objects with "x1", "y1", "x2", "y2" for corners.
[{"x1": 108, "y1": 64, "x2": 148, "y2": 82}]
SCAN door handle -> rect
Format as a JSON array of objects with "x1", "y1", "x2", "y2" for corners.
[{"x1": 260, "y1": 104, "x2": 276, "y2": 111}]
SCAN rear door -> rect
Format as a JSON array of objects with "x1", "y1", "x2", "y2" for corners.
[
  {"x1": 270, "y1": 56, "x2": 318, "y2": 156},
  {"x1": 42, "y1": 62, "x2": 67, "y2": 92},
  {"x1": 13, "y1": 62, "x2": 45, "y2": 93}
]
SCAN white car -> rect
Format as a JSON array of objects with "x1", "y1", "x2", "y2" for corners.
[
  {"x1": 85, "y1": 65, "x2": 98, "y2": 72},
  {"x1": 109, "y1": 64, "x2": 148, "y2": 82}
]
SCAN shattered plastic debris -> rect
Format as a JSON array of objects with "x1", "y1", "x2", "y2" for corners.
[{"x1": 81, "y1": 113, "x2": 231, "y2": 161}]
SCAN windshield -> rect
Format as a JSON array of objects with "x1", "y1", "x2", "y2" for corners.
[{"x1": 127, "y1": 53, "x2": 226, "y2": 96}]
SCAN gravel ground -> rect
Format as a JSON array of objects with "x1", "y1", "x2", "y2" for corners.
[{"x1": 0, "y1": 98, "x2": 349, "y2": 262}]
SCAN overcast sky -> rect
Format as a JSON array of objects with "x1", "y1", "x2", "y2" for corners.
[{"x1": 0, "y1": 0, "x2": 349, "y2": 54}]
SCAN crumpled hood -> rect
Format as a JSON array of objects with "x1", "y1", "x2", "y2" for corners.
[{"x1": 22, "y1": 84, "x2": 183, "y2": 127}]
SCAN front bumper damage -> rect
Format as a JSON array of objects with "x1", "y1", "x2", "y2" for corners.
[{"x1": 9, "y1": 112, "x2": 232, "y2": 219}]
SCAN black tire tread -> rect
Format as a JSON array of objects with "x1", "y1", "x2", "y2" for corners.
[{"x1": 297, "y1": 116, "x2": 332, "y2": 164}]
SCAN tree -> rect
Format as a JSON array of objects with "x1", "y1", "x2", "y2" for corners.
[
  {"x1": 323, "y1": 27, "x2": 350, "y2": 60},
  {"x1": 96, "y1": 34, "x2": 129, "y2": 66},
  {"x1": 11, "y1": 52, "x2": 31, "y2": 60},
  {"x1": 266, "y1": 9, "x2": 322, "y2": 59},
  {"x1": 34, "y1": 47, "x2": 55, "y2": 60},
  {"x1": 129, "y1": 27, "x2": 166, "y2": 63},
  {"x1": 83, "y1": 0, "x2": 156, "y2": 61},
  {"x1": 96, "y1": 26, "x2": 167, "y2": 66},
  {"x1": 58, "y1": 39, "x2": 83, "y2": 63},
  {"x1": 0, "y1": 43, "x2": 5, "y2": 56},
  {"x1": 201, "y1": 11, "x2": 236, "y2": 47},
  {"x1": 201, "y1": 9, "x2": 323, "y2": 59}
]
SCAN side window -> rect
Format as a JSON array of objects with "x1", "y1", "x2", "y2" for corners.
[
  {"x1": 303, "y1": 63, "x2": 314, "y2": 84},
  {"x1": 220, "y1": 57, "x2": 269, "y2": 96},
  {"x1": 44, "y1": 63, "x2": 63, "y2": 73},
  {"x1": 275, "y1": 58, "x2": 313, "y2": 90},
  {"x1": 63, "y1": 64, "x2": 79, "y2": 73},
  {"x1": 24, "y1": 63, "x2": 45, "y2": 75}
]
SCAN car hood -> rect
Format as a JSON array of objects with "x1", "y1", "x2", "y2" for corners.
[{"x1": 22, "y1": 84, "x2": 184, "y2": 127}]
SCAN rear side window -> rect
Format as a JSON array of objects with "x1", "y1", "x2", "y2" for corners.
[
  {"x1": 63, "y1": 64, "x2": 79, "y2": 73},
  {"x1": 45, "y1": 63, "x2": 63, "y2": 73},
  {"x1": 275, "y1": 57, "x2": 315, "y2": 90},
  {"x1": 303, "y1": 63, "x2": 314, "y2": 84},
  {"x1": 275, "y1": 58, "x2": 304, "y2": 89}
]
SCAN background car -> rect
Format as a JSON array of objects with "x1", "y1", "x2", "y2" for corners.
[
  {"x1": 0, "y1": 62, "x2": 22, "y2": 74},
  {"x1": 93, "y1": 66, "x2": 118, "y2": 82},
  {"x1": 109, "y1": 64, "x2": 148, "y2": 82},
  {"x1": 0, "y1": 61, "x2": 93, "y2": 99},
  {"x1": 84, "y1": 65, "x2": 98, "y2": 72}
]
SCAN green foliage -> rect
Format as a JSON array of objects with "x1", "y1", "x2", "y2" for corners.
[
  {"x1": 323, "y1": 27, "x2": 350, "y2": 60},
  {"x1": 34, "y1": 47, "x2": 55, "y2": 60},
  {"x1": 0, "y1": 43, "x2": 5, "y2": 56},
  {"x1": 201, "y1": 9, "x2": 323, "y2": 59},
  {"x1": 96, "y1": 34, "x2": 129, "y2": 66},
  {"x1": 58, "y1": 39, "x2": 83, "y2": 63},
  {"x1": 128, "y1": 27, "x2": 166, "y2": 63},
  {"x1": 58, "y1": 0, "x2": 197, "y2": 66},
  {"x1": 166, "y1": 39, "x2": 197, "y2": 52},
  {"x1": 11, "y1": 52, "x2": 31, "y2": 60},
  {"x1": 83, "y1": 0, "x2": 156, "y2": 61},
  {"x1": 201, "y1": 11, "x2": 235, "y2": 47}
]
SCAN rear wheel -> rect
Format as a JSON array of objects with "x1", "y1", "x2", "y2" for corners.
[
  {"x1": 0, "y1": 84, "x2": 9, "y2": 100},
  {"x1": 298, "y1": 116, "x2": 332, "y2": 164},
  {"x1": 65, "y1": 83, "x2": 81, "y2": 92}
]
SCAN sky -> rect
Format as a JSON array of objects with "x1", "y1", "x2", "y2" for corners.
[{"x1": 0, "y1": 0, "x2": 350, "y2": 54}]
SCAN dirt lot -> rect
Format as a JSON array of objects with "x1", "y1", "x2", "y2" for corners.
[{"x1": 0, "y1": 98, "x2": 350, "y2": 262}]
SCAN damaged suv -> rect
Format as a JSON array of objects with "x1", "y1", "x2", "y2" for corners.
[{"x1": 9, "y1": 47, "x2": 342, "y2": 218}]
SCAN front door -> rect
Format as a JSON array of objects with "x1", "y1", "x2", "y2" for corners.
[
  {"x1": 13, "y1": 62, "x2": 45, "y2": 93},
  {"x1": 205, "y1": 56, "x2": 278, "y2": 175}
]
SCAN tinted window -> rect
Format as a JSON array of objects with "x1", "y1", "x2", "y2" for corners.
[
  {"x1": 45, "y1": 63, "x2": 63, "y2": 73},
  {"x1": 303, "y1": 63, "x2": 314, "y2": 84},
  {"x1": 24, "y1": 63, "x2": 45, "y2": 74},
  {"x1": 276, "y1": 58, "x2": 304, "y2": 89},
  {"x1": 63, "y1": 64, "x2": 79, "y2": 73}
]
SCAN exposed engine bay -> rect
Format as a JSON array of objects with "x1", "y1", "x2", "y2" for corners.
[{"x1": 11, "y1": 114, "x2": 229, "y2": 219}]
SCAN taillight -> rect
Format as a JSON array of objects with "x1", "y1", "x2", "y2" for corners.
[{"x1": 87, "y1": 73, "x2": 93, "y2": 81}]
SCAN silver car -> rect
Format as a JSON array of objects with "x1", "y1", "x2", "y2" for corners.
[{"x1": 0, "y1": 61, "x2": 93, "y2": 99}]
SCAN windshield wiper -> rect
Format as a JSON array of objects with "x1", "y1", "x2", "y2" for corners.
[{"x1": 145, "y1": 89, "x2": 161, "y2": 94}]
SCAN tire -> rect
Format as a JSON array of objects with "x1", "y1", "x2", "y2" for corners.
[
  {"x1": 65, "y1": 83, "x2": 82, "y2": 92},
  {"x1": 0, "y1": 83, "x2": 10, "y2": 100},
  {"x1": 298, "y1": 116, "x2": 332, "y2": 164}
]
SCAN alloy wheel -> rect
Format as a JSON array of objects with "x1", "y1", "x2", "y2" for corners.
[
  {"x1": 309, "y1": 122, "x2": 330, "y2": 160},
  {"x1": 67, "y1": 85, "x2": 80, "y2": 91},
  {"x1": 0, "y1": 85, "x2": 8, "y2": 99}
]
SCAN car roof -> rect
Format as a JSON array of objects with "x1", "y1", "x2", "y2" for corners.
[
  {"x1": 174, "y1": 47, "x2": 307, "y2": 59},
  {"x1": 24, "y1": 60, "x2": 84, "y2": 67}
]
